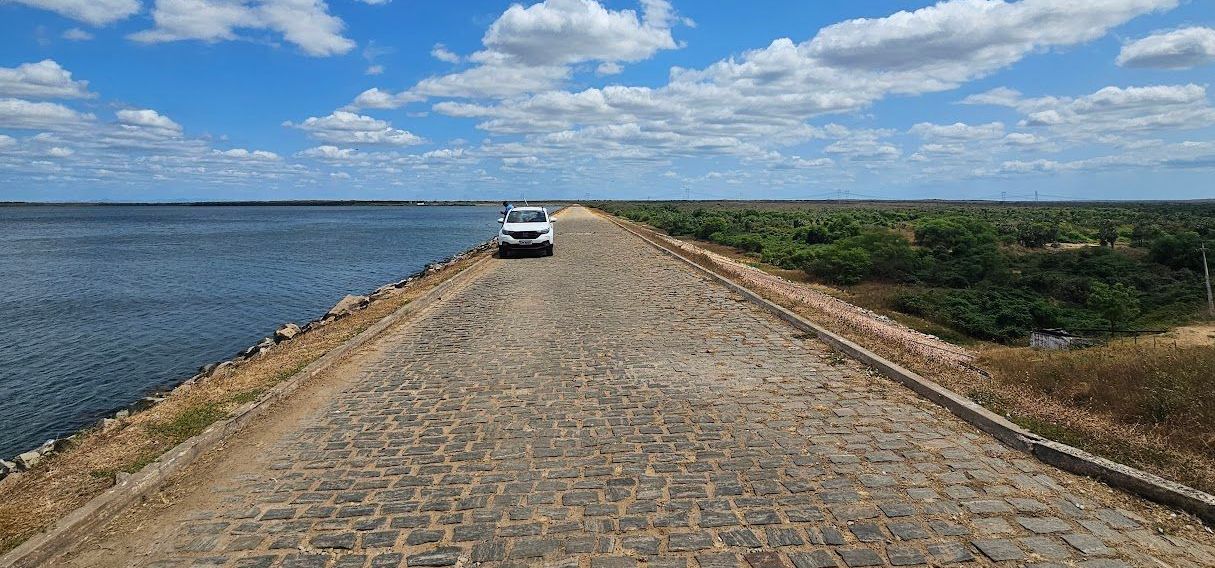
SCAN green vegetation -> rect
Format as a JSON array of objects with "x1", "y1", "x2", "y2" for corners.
[
  {"x1": 146, "y1": 403, "x2": 227, "y2": 446},
  {"x1": 229, "y1": 388, "x2": 265, "y2": 405},
  {"x1": 596, "y1": 201, "x2": 1214, "y2": 343}
]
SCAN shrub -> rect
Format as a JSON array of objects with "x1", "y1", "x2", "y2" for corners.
[
  {"x1": 1017, "y1": 221, "x2": 1060, "y2": 248},
  {"x1": 805, "y1": 246, "x2": 872, "y2": 285},
  {"x1": 894, "y1": 287, "x2": 1061, "y2": 343},
  {"x1": 1149, "y1": 231, "x2": 1203, "y2": 270},
  {"x1": 1086, "y1": 281, "x2": 1141, "y2": 330}
]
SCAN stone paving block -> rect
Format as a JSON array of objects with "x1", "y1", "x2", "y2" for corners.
[
  {"x1": 1063, "y1": 533, "x2": 1116, "y2": 556},
  {"x1": 741, "y1": 550, "x2": 790, "y2": 568},
  {"x1": 837, "y1": 548, "x2": 883, "y2": 567},
  {"x1": 1018, "y1": 516, "x2": 1072, "y2": 534},
  {"x1": 926, "y1": 541, "x2": 975, "y2": 564},
  {"x1": 405, "y1": 547, "x2": 462, "y2": 566},
  {"x1": 885, "y1": 545, "x2": 927, "y2": 566},
  {"x1": 669, "y1": 531, "x2": 714, "y2": 552},
  {"x1": 788, "y1": 550, "x2": 839, "y2": 568},
  {"x1": 973, "y1": 538, "x2": 1026, "y2": 561}
]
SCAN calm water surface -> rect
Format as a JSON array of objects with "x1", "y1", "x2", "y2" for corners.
[{"x1": 0, "y1": 205, "x2": 499, "y2": 458}]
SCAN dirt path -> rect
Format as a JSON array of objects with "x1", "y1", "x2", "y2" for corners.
[{"x1": 54, "y1": 207, "x2": 1215, "y2": 567}]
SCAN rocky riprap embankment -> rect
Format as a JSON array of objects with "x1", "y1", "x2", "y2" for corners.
[{"x1": 0, "y1": 238, "x2": 497, "y2": 483}]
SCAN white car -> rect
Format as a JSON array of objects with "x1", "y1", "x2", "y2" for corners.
[{"x1": 498, "y1": 206, "x2": 555, "y2": 257}]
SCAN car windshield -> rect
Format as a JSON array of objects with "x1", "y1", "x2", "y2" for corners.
[{"x1": 506, "y1": 210, "x2": 546, "y2": 223}]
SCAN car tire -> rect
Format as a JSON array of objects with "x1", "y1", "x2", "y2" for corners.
[
  {"x1": 499, "y1": 246, "x2": 510, "y2": 259},
  {"x1": 545, "y1": 245, "x2": 554, "y2": 256}
]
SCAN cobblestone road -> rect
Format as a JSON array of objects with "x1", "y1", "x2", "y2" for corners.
[{"x1": 70, "y1": 208, "x2": 1215, "y2": 567}]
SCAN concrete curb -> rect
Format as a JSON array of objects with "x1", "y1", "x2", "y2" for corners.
[
  {"x1": 599, "y1": 209, "x2": 1215, "y2": 526},
  {"x1": 0, "y1": 251, "x2": 496, "y2": 568}
]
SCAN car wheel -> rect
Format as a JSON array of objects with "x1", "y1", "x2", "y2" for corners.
[
  {"x1": 545, "y1": 245, "x2": 554, "y2": 256},
  {"x1": 499, "y1": 246, "x2": 510, "y2": 258}
]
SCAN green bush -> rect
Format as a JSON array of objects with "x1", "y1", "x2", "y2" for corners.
[{"x1": 805, "y1": 246, "x2": 872, "y2": 285}]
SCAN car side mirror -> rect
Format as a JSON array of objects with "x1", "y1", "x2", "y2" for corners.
[
  {"x1": 549, "y1": 219, "x2": 556, "y2": 224},
  {"x1": 497, "y1": 218, "x2": 504, "y2": 224}
]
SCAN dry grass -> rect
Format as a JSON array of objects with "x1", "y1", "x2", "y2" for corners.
[
  {"x1": 0, "y1": 249, "x2": 490, "y2": 554},
  {"x1": 981, "y1": 342, "x2": 1215, "y2": 460},
  {"x1": 604, "y1": 210, "x2": 1215, "y2": 498}
]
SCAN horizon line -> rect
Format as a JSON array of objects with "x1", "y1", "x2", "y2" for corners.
[{"x1": 3, "y1": 198, "x2": 1215, "y2": 207}]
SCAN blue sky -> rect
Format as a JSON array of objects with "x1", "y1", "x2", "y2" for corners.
[{"x1": 1, "y1": 0, "x2": 1213, "y2": 202}]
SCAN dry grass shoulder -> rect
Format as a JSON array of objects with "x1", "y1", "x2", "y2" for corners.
[
  {"x1": 602, "y1": 210, "x2": 1215, "y2": 524},
  {"x1": 0, "y1": 248, "x2": 491, "y2": 554},
  {"x1": 981, "y1": 342, "x2": 1214, "y2": 476}
]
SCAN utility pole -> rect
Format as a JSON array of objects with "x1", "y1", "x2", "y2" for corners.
[
  {"x1": 1034, "y1": 190, "x2": 1039, "y2": 203},
  {"x1": 1202, "y1": 243, "x2": 1214, "y2": 318}
]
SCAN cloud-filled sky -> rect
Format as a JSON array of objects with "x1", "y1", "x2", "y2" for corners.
[{"x1": 1, "y1": 0, "x2": 1213, "y2": 202}]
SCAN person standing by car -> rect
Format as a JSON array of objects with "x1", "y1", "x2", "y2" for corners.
[{"x1": 501, "y1": 201, "x2": 514, "y2": 217}]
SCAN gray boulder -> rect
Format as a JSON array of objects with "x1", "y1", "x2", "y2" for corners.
[
  {"x1": 15, "y1": 450, "x2": 41, "y2": 470},
  {"x1": 1, "y1": 459, "x2": 15, "y2": 475},
  {"x1": 274, "y1": 323, "x2": 301, "y2": 342},
  {"x1": 243, "y1": 337, "x2": 275, "y2": 357},
  {"x1": 370, "y1": 284, "x2": 396, "y2": 301},
  {"x1": 325, "y1": 294, "x2": 368, "y2": 319}
]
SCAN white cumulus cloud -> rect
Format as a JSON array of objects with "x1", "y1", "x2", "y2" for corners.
[
  {"x1": 117, "y1": 108, "x2": 183, "y2": 132},
  {"x1": 909, "y1": 122, "x2": 1005, "y2": 140},
  {"x1": 0, "y1": 98, "x2": 94, "y2": 129},
  {"x1": 1117, "y1": 26, "x2": 1215, "y2": 69},
  {"x1": 129, "y1": 0, "x2": 355, "y2": 57},
  {"x1": 0, "y1": 60, "x2": 93, "y2": 99},
  {"x1": 430, "y1": 43, "x2": 461, "y2": 64},
  {"x1": 349, "y1": 0, "x2": 684, "y2": 107},
  {"x1": 214, "y1": 148, "x2": 280, "y2": 160},
  {"x1": 286, "y1": 111, "x2": 423, "y2": 145},
  {"x1": 297, "y1": 145, "x2": 358, "y2": 160},
  {"x1": 483, "y1": 0, "x2": 676, "y2": 66},
  {"x1": 347, "y1": 87, "x2": 425, "y2": 110},
  {"x1": 6, "y1": 0, "x2": 140, "y2": 26},
  {"x1": 427, "y1": 0, "x2": 1176, "y2": 165},
  {"x1": 969, "y1": 83, "x2": 1215, "y2": 135}
]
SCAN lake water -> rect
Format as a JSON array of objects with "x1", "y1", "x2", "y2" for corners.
[{"x1": 0, "y1": 205, "x2": 501, "y2": 459}]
